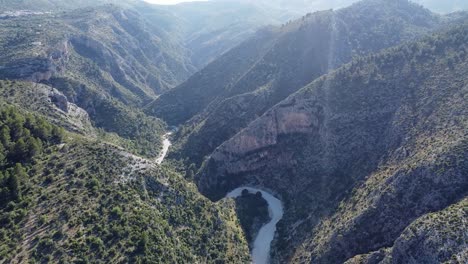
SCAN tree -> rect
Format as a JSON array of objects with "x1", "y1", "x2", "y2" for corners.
[
  {"x1": 136, "y1": 231, "x2": 149, "y2": 255},
  {"x1": 26, "y1": 137, "x2": 42, "y2": 157},
  {"x1": 0, "y1": 144, "x2": 6, "y2": 167},
  {"x1": 10, "y1": 138, "x2": 27, "y2": 162},
  {"x1": 255, "y1": 191, "x2": 263, "y2": 199},
  {"x1": 33, "y1": 119, "x2": 52, "y2": 140},
  {"x1": 13, "y1": 163, "x2": 27, "y2": 179},
  {"x1": 51, "y1": 126, "x2": 64, "y2": 143},
  {"x1": 0, "y1": 127, "x2": 11, "y2": 147},
  {"x1": 185, "y1": 163, "x2": 196, "y2": 180},
  {"x1": 8, "y1": 171, "x2": 20, "y2": 200}
]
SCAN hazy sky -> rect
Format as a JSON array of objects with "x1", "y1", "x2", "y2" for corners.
[
  {"x1": 143, "y1": 0, "x2": 467, "y2": 12},
  {"x1": 144, "y1": 0, "x2": 208, "y2": 5}
]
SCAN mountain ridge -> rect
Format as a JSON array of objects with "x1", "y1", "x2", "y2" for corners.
[
  {"x1": 198, "y1": 23, "x2": 468, "y2": 263},
  {"x1": 0, "y1": 0, "x2": 466, "y2": 263},
  {"x1": 150, "y1": 0, "x2": 467, "y2": 166}
]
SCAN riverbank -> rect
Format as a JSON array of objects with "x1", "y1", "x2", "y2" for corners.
[
  {"x1": 156, "y1": 133, "x2": 283, "y2": 264},
  {"x1": 226, "y1": 187, "x2": 284, "y2": 264}
]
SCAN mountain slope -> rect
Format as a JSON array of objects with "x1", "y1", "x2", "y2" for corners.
[
  {"x1": 0, "y1": 5, "x2": 197, "y2": 156},
  {"x1": 0, "y1": 101, "x2": 250, "y2": 263},
  {"x1": 0, "y1": 0, "x2": 339, "y2": 71},
  {"x1": 0, "y1": 0, "x2": 140, "y2": 12},
  {"x1": 413, "y1": 0, "x2": 468, "y2": 13},
  {"x1": 344, "y1": 198, "x2": 467, "y2": 263},
  {"x1": 0, "y1": 80, "x2": 94, "y2": 135},
  {"x1": 0, "y1": 5, "x2": 194, "y2": 101},
  {"x1": 149, "y1": 0, "x2": 467, "y2": 166},
  {"x1": 197, "y1": 24, "x2": 468, "y2": 263}
]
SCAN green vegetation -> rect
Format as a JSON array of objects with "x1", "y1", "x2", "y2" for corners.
[
  {"x1": 200, "y1": 23, "x2": 468, "y2": 263},
  {"x1": 0, "y1": 80, "x2": 95, "y2": 134},
  {"x1": 346, "y1": 198, "x2": 468, "y2": 263},
  {"x1": 0, "y1": 105, "x2": 64, "y2": 257},
  {"x1": 235, "y1": 190, "x2": 271, "y2": 246},
  {"x1": 0, "y1": 106, "x2": 250, "y2": 263},
  {"x1": 152, "y1": 0, "x2": 467, "y2": 167},
  {"x1": 0, "y1": 80, "x2": 164, "y2": 158},
  {"x1": 0, "y1": 1, "x2": 467, "y2": 263},
  {"x1": 0, "y1": 6, "x2": 193, "y2": 157}
]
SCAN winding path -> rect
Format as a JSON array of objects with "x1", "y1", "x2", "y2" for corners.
[{"x1": 226, "y1": 187, "x2": 284, "y2": 264}]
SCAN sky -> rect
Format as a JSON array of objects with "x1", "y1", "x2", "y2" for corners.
[
  {"x1": 143, "y1": 0, "x2": 208, "y2": 5},
  {"x1": 143, "y1": 0, "x2": 467, "y2": 12}
]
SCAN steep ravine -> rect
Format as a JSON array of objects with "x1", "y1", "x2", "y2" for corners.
[
  {"x1": 227, "y1": 187, "x2": 284, "y2": 264},
  {"x1": 157, "y1": 134, "x2": 284, "y2": 264},
  {"x1": 197, "y1": 25, "x2": 468, "y2": 263}
]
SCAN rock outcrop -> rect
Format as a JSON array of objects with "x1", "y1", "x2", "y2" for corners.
[
  {"x1": 0, "y1": 81, "x2": 95, "y2": 135},
  {"x1": 156, "y1": 0, "x2": 468, "y2": 167},
  {"x1": 198, "y1": 24, "x2": 468, "y2": 263},
  {"x1": 0, "y1": 40, "x2": 69, "y2": 83},
  {"x1": 49, "y1": 89, "x2": 69, "y2": 112}
]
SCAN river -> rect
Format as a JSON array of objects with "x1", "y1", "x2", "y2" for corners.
[
  {"x1": 155, "y1": 132, "x2": 172, "y2": 164},
  {"x1": 226, "y1": 187, "x2": 284, "y2": 264},
  {"x1": 156, "y1": 134, "x2": 284, "y2": 264}
]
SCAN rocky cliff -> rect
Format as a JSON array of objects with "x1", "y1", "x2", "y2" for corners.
[
  {"x1": 154, "y1": 0, "x2": 468, "y2": 166},
  {"x1": 0, "y1": 6, "x2": 189, "y2": 157},
  {"x1": 0, "y1": 81, "x2": 94, "y2": 135},
  {"x1": 198, "y1": 24, "x2": 468, "y2": 263}
]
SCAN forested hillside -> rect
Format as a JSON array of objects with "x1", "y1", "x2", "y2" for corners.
[
  {"x1": 149, "y1": 0, "x2": 468, "y2": 166},
  {"x1": 198, "y1": 24, "x2": 468, "y2": 263},
  {"x1": 0, "y1": 6, "x2": 183, "y2": 157},
  {"x1": 0, "y1": 0, "x2": 466, "y2": 263},
  {"x1": 0, "y1": 4, "x2": 253, "y2": 262},
  {"x1": 0, "y1": 101, "x2": 250, "y2": 264}
]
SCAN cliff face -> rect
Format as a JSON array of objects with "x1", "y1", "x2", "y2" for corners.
[
  {"x1": 198, "y1": 25, "x2": 468, "y2": 263},
  {"x1": 0, "y1": 5, "x2": 197, "y2": 103},
  {"x1": 0, "y1": 6, "x2": 189, "y2": 157},
  {"x1": 0, "y1": 81, "x2": 94, "y2": 135},
  {"x1": 0, "y1": 40, "x2": 70, "y2": 83},
  {"x1": 155, "y1": 0, "x2": 468, "y2": 166}
]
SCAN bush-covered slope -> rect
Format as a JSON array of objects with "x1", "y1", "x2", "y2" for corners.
[
  {"x1": 0, "y1": 6, "x2": 193, "y2": 157},
  {"x1": 146, "y1": 26, "x2": 280, "y2": 125},
  {"x1": 151, "y1": 0, "x2": 467, "y2": 166},
  {"x1": 0, "y1": 80, "x2": 169, "y2": 157},
  {"x1": 0, "y1": 105, "x2": 250, "y2": 263},
  {"x1": 345, "y1": 198, "x2": 467, "y2": 264},
  {"x1": 0, "y1": 0, "x2": 137, "y2": 12},
  {"x1": 198, "y1": 24, "x2": 468, "y2": 263},
  {"x1": 0, "y1": 6, "x2": 193, "y2": 100},
  {"x1": 0, "y1": 80, "x2": 94, "y2": 135}
]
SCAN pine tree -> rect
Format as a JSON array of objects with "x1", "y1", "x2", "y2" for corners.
[
  {"x1": 10, "y1": 138, "x2": 27, "y2": 162},
  {"x1": 8, "y1": 168, "x2": 20, "y2": 200},
  {"x1": 0, "y1": 127, "x2": 11, "y2": 146},
  {"x1": 0, "y1": 144, "x2": 6, "y2": 167},
  {"x1": 28, "y1": 137, "x2": 41, "y2": 156},
  {"x1": 51, "y1": 126, "x2": 64, "y2": 143},
  {"x1": 12, "y1": 164, "x2": 27, "y2": 198}
]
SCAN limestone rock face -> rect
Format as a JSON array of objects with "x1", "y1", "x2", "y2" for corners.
[
  {"x1": 0, "y1": 41, "x2": 69, "y2": 83},
  {"x1": 0, "y1": 80, "x2": 95, "y2": 134},
  {"x1": 198, "y1": 25, "x2": 468, "y2": 263},
  {"x1": 49, "y1": 89, "x2": 69, "y2": 112},
  {"x1": 161, "y1": 0, "x2": 468, "y2": 168}
]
